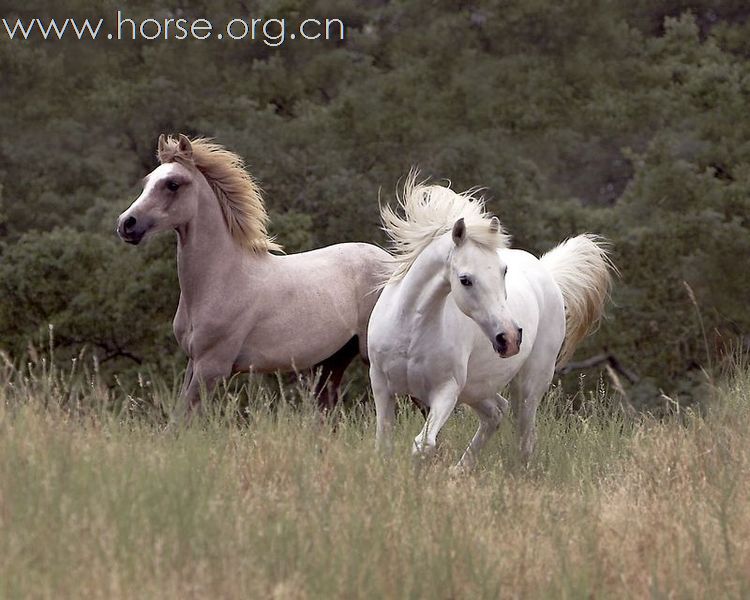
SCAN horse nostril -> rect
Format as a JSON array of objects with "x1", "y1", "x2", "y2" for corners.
[
  {"x1": 495, "y1": 332, "x2": 507, "y2": 345},
  {"x1": 123, "y1": 216, "x2": 137, "y2": 233},
  {"x1": 517, "y1": 327, "x2": 523, "y2": 345}
]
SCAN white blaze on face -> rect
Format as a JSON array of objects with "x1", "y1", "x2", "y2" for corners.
[
  {"x1": 136, "y1": 163, "x2": 185, "y2": 210},
  {"x1": 117, "y1": 162, "x2": 196, "y2": 243}
]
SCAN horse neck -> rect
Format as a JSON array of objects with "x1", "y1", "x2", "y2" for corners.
[
  {"x1": 398, "y1": 235, "x2": 452, "y2": 316},
  {"x1": 175, "y1": 183, "x2": 256, "y2": 305}
]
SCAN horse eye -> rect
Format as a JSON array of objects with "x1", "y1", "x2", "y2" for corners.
[
  {"x1": 503, "y1": 266, "x2": 508, "y2": 277},
  {"x1": 459, "y1": 275, "x2": 473, "y2": 287},
  {"x1": 166, "y1": 180, "x2": 180, "y2": 192}
]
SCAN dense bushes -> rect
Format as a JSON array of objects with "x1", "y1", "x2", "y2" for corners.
[{"x1": 0, "y1": 229, "x2": 179, "y2": 374}]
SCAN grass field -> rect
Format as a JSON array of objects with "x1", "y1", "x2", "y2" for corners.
[{"x1": 1, "y1": 354, "x2": 749, "y2": 599}]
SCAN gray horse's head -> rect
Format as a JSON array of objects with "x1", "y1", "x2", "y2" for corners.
[{"x1": 117, "y1": 134, "x2": 203, "y2": 244}]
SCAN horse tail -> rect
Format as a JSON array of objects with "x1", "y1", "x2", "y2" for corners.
[{"x1": 540, "y1": 234, "x2": 616, "y2": 368}]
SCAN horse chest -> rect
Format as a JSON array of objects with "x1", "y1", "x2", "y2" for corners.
[{"x1": 373, "y1": 314, "x2": 464, "y2": 398}]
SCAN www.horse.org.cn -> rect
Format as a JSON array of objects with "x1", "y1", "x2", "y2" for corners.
[{"x1": 1, "y1": 11, "x2": 345, "y2": 47}]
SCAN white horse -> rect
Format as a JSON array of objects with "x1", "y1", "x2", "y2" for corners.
[
  {"x1": 117, "y1": 135, "x2": 390, "y2": 411},
  {"x1": 368, "y1": 176, "x2": 615, "y2": 467}
]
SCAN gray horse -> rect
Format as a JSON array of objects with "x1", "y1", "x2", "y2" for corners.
[{"x1": 117, "y1": 134, "x2": 390, "y2": 410}]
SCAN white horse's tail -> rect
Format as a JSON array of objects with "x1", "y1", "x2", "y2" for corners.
[{"x1": 540, "y1": 234, "x2": 616, "y2": 368}]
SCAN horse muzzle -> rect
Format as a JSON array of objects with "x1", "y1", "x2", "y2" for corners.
[
  {"x1": 116, "y1": 214, "x2": 149, "y2": 245},
  {"x1": 493, "y1": 327, "x2": 523, "y2": 358}
]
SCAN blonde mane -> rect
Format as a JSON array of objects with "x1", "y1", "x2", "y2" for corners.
[
  {"x1": 381, "y1": 172, "x2": 511, "y2": 280},
  {"x1": 158, "y1": 135, "x2": 281, "y2": 253}
]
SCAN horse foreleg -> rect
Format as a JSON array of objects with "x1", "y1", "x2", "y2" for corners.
[
  {"x1": 413, "y1": 382, "x2": 460, "y2": 460},
  {"x1": 370, "y1": 366, "x2": 395, "y2": 452},
  {"x1": 456, "y1": 394, "x2": 509, "y2": 471},
  {"x1": 179, "y1": 359, "x2": 194, "y2": 398},
  {"x1": 179, "y1": 357, "x2": 232, "y2": 415}
]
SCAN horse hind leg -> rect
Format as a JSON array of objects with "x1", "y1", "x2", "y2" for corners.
[{"x1": 313, "y1": 336, "x2": 360, "y2": 411}]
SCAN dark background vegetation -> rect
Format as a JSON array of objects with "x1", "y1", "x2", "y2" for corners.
[{"x1": 1, "y1": 0, "x2": 749, "y2": 410}]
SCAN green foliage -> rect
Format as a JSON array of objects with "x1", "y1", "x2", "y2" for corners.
[
  {"x1": 0, "y1": 183, "x2": 5, "y2": 232},
  {"x1": 1, "y1": 0, "x2": 749, "y2": 407},
  {"x1": 0, "y1": 229, "x2": 179, "y2": 375}
]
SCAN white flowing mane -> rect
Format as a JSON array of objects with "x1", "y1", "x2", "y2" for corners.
[{"x1": 381, "y1": 173, "x2": 511, "y2": 280}]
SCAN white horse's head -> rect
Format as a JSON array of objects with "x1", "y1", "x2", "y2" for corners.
[
  {"x1": 448, "y1": 217, "x2": 522, "y2": 358},
  {"x1": 117, "y1": 135, "x2": 205, "y2": 245}
]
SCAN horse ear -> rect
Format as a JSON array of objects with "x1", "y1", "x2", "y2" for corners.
[
  {"x1": 489, "y1": 216, "x2": 500, "y2": 233},
  {"x1": 156, "y1": 134, "x2": 168, "y2": 163},
  {"x1": 452, "y1": 218, "x2": 466, "y2": 246},
  {"x1": 177, "y1": 134, "x2": 193, "y2": 160}
]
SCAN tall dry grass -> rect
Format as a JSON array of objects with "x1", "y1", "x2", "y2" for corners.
[{"x1": 0, "y1": 351, "x2": 748, "y2": 598}]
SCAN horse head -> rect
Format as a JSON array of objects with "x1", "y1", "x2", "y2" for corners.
[
  {"x1": 448, "y1": 216, "x2": 522, "y2": 358},
  {"x1": 116, "y1": 134, "x2": 203, "y2": 244}
]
